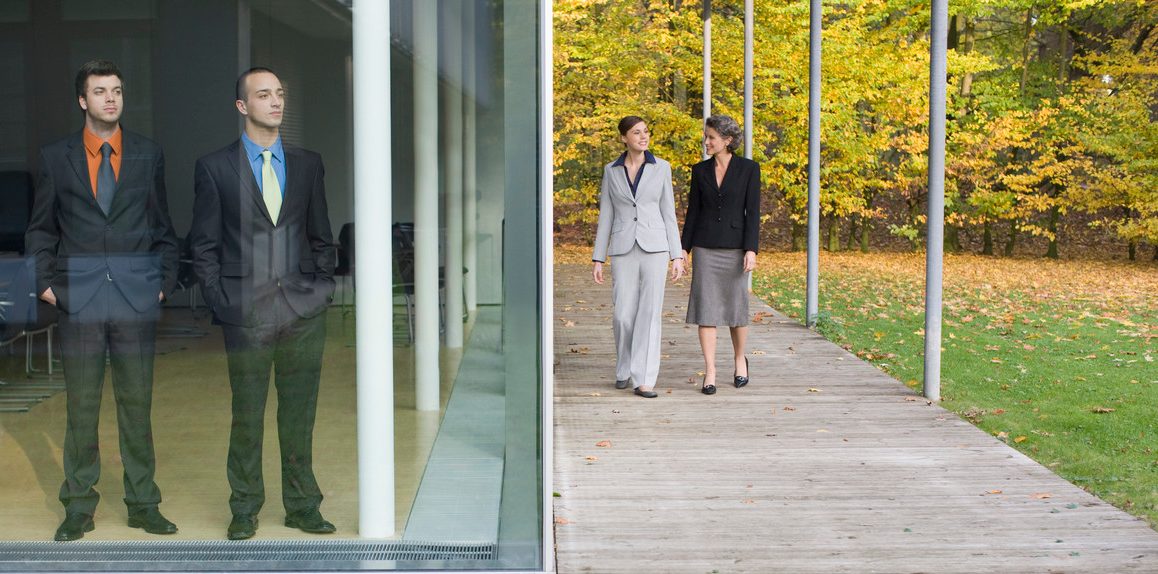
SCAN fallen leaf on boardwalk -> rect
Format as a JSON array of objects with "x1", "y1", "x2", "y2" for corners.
[
  {"x1": 1014, "y1": 436, "x2": 1027, "y2": 443},
  {"x1": 611, "y1": 409, "x2": 620, "y2": 414},
  {"x1": 985, "y1": 490, "x2": 1004, "y2": 495},
  {"x1": 996, "y1": 431, "x2": 1009, "y2": 441},
  {"x1": 667, "y1": 340, "x2": 677, "y2": 345},
  {"x1": 742, "y1": 499, "x2": 756, "y2": 504},
  {"x1": 555, "y1": 517, "x2": 571, "y2": 525},
  {"x1": 808, "y1": 388, "x2": 822, "y2": 393},
  {"x1": 588, "y1": 392, "x2": 601, "y2": 397},
  {"x1": 575, "y1": 300, "x2": 586, "y2": 304},
  {"x1": 665, "y1": 389, "x2": 672, "y2": 394},
  {"x1": 561, "y1": 320, "x2": 575, "y2": 327},
  {"x1": 787, "y1": 346, "x2": 797, "y2": 353},
  {"x1": 1091, "y1": 406, "x2": 1115, "y2": 413},
  {"x1": 904, "y1": 396, "x2": 918, "y2": 402},
  {"x1": 584, "y1": 455, "x2": 598, "y2": 462},
  {"x1": 1031, "y1": 493, "x2": 1052, "y2": 499},
  {"x1": 595, "y1": 440, "x2": 611, "y2": 447},
  {"x1": 783, "y1": 406, "x2": 796, "y2": 411},
  {"x1": 569, "y1": 347, "x2": 589, "y2": 354},
  {"x1": 751, "y1": 350, "x2": 766, "y2": 355},
  {"x1": 661, "y1": 354, "x2": 670, "y2": 359},
  {"x1": 816, "y1": 429, "x2": 829, "y2": 433}
]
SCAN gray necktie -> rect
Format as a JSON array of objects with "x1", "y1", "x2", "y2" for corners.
[{"x1": 96, "y1": 142, "x2": 116, "y2": 215}]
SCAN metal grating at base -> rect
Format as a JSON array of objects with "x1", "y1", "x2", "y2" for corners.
[{"x1": 0, "y1": 539, "x2": 495, "y2": 569}]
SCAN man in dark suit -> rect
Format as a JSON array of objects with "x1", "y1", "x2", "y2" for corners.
[
  {"x1": 188, "y1": 67, "x2": 336, "y2": 541},
  {"x1": 25, "y1": 60, "x2": 180, "y2": 541}
]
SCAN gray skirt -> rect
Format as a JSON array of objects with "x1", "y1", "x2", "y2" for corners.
[{"x1": 685, "y1": 247, "x2": 750, "y2": 327}]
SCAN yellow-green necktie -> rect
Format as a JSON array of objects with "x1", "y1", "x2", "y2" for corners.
[{"x1": 261, "y1": 149, "x2": 282, "y2": 224}]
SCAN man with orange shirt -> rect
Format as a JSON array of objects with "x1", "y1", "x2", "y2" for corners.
[{"x1": 25, "y1": 60, "x2": 179, "y2": 541}]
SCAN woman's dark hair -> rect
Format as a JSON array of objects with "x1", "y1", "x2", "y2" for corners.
[
  {"x1": 617, "y1": 116, "x2": 646, "y2": 136},
  {"x1": 75, "y1": 60, "x2": 123, "y2": 99},
  {"x1": 705, "y1": 114, "x2": 743, "y2": 153}
]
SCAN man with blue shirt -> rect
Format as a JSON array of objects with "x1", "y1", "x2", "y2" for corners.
[{"x1": 188, "y1": 67, "x2": 336, "y2": 540}]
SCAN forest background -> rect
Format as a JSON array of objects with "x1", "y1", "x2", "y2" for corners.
[{"x1": 553, "y1": 0, "x2": 1158, "y2": 260}]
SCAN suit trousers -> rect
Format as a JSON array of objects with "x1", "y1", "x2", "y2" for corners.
[
  {"x1": 610, "y1": 243, "x2": 669, "y2": 389},
  {"x1": 58, "y1": 280, "x2": 161, "y2": 515},
  {"x1": 221, "y1": 288, "x2": 326, "y2": 517}
]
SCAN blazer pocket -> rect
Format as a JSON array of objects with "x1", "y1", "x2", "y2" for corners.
[{"x1": 220, "y1": 263, "x2": 251, "y2": 277}]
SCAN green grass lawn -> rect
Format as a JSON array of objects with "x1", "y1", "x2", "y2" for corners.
[{"x1": 752, "y1": 252, "x2": 1158, "y2": 528}]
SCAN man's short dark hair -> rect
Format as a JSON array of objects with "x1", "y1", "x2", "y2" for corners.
[
  {"x1": 236, "y1": 67, "x2": 278, "y2": 101},
  {"x1": 75, "y1": 60, "x2": 123, "y2": 99}
]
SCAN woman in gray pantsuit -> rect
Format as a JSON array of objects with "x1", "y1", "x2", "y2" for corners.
[
  {"x1": 592, "y1": 116, "x2": 686, "y2": 398},
  {"x1": 681, "y1": 115, "x2": 761, "y2": 395}
]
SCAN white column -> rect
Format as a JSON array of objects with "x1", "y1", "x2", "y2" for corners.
[
  {"x1": 924, "y1": 0, "x2": 949, "y2": 402},
  {"x1": 806, "y1": 0, "x2": 821, "y2": 327},
  {"x1": 702, "y1": 0, "x2": 711, "y2": 131},
  {"x1": 443, "y1": 1, "x2": 465, "y2": 349},
  {"x1": 414, "y1": 0, "x2": 441, "y2": 412},
  {"x1": 743, "y1": 0, "x2": 753, "y2": 158},
  {"x1": 463, "y1": 0, "x2": 479, "y2": 314},
  {"x1": 353, "y1": 0, "x2": 394, "y2": 538}
]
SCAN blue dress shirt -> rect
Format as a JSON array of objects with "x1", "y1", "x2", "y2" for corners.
[
  {"x1": 612, "y1": 150, "x2": 656, "y2": 197},
  {"x1": 241, "y1": 132, "x2": 286, "y2": 196}
]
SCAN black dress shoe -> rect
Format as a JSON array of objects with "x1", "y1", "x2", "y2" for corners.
[
  {"x1": 701, "y1": 384, "x2": 716, "y2": 395},
  {"x1": 615, "y1": 379, "x2": 630, "y2": 389},
  {"x1": 285, "y1": 509, "x2": 336, "y2": 534},
  {"x1": 633, "y1": 388, "x2": 658, "y2": 398},
  {"x1": 128, "y1": 507, "x2": 178, "y2": 535},
  {"x1": 227, "y1": 514, "x2": 258, "y2": 540},
  {"x1": 734, "y1": 356, "x2": 750, "y2": 388},
  {"x1": 54, "y1": 513, "x2": 94, "y2": 541}
]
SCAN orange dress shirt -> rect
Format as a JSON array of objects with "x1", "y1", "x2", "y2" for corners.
[{"x1": 82, "y1": 126, "x2": 123, "y2": 197}]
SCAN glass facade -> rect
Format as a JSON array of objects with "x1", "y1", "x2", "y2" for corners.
[{"x1": 0, "y1": 0, "x2": 548, "y2": 571}]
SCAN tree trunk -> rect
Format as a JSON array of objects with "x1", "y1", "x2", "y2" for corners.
[
  {"x1": 1020, "y1": 9, "x2": 1033, "y2": 98},
  {"x1": 860, "y1": 221, "x2": 870, "y2": 253},
  {"x1": 792, "y1": 221, "x2": 806, "y2": 251},
  {"x1": 958, "y1": 16, "x2": 976, "y2": 116},
  {"x1": 1045, "y1": 205, "x2": 1060, "y2": 259},
  {"x1": 1004, "y1": 220, "x2": 1018, "y2": 257},
  {"x1": 846, "y1": 216, "x2": 858, "y2": 251},
  {"x1": 828, "y1": 217, "x2": 840, "y2": 252},
  {"x1": 945, "y1": 224, "x2": 960, "y2": 253},
  {"x1": 982, "y1": 221, "x2": 993, "y2": 255},
  {"x1": 1128, "y1": 241, "x2": 1136, "y2": 261}
]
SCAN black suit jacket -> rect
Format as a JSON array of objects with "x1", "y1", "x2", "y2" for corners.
[
  {"x1": 189, "y1": 140, "x2": 335, "y2": 327},
  {"x1": 24, "y1": 129, "x2": 179, "y2": 314},
  {"x1": 681, "y1": 155, "x2": 761, "y2": 253}
]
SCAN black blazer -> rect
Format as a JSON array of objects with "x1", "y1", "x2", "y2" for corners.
[
  {"x1": 24, "y1": 129, "x2": 179, "y2": 314},
  {"x1": 681, "y1": 155, "x2": 761, "y2": 253},
  {"x1": 189, "y1": 140, "x2": 335, "y2": 327}
]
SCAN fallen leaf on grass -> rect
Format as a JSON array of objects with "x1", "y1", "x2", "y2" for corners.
[
  {"x1": 1014, "y1": 436, "x2": 1027, "y2": 443},
  {"x1": 1091, "y1": 406, "x2": 1116, "y2": 414},
  {"x1": 595, "y1": 440, "x2": 611, "y2": 448}
]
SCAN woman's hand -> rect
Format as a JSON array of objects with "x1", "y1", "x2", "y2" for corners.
[
  {"x1": 593, "y1": 261, "x2": 605, "y2": 284},
  {"x1": 670, "y1": 257, "x2": 686, "y2": 282},
  {"x1": 743, "y1": 250, "x2": 756, "y2": 272}
]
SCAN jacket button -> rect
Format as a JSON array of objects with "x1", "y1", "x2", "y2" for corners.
[
  {"x1": 633, "y1": 217, "x2": 637, "y2": 221},
  {"x1": 717, "y1": 217, "x2": 722, "y2": 222}
]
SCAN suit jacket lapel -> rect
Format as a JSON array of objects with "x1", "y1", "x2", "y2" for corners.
[
  {"x1": 230, "y1": 142, "x2": 275, "y2": 225},
  {"x1": 65, "y1": 134, "x2": 99, "y2": 207},
  {"x1": 282, "y1": 147, "x2": 305, "y2": 217},
  {"x1": 108, "y1": 132, "x2": 143, "y2": 216}
]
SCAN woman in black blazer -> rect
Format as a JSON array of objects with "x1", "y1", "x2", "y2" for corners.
[{"x1": 681, "y1": 115, "x2": 760, "y2": 395}]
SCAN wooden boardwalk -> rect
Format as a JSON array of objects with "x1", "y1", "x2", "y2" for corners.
[{"x1": 552, "y1": 263, "x2": 1158, "y2": 574}]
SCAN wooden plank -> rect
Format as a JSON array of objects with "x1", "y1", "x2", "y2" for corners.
[{"x1": 552, "y1": 263, "x2": 1158, "y2": 574}]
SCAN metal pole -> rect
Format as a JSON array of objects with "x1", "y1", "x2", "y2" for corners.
[
  {"x1": 924, "y1": 0, "x2": 949, "y2": 402},
  {"x1": 743, "y1": 0, "x2": 753, "y2": 159},
  {"x1": 806, "y1": 0, "x2": 821, "y2": 327},
  {"x1": 702, "y1": 0, "x2": 711, "y2": 129},
  {"x1": 414, "y1": 0, "x2": 441, "y2": 411},
  {"x1": 444, "y1": 1, "x2": 465, "y2": 349},
  {"x1": 353, "y1": 0, "x2": 394, "y2": 538}
]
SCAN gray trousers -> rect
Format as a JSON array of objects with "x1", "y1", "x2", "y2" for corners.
[{"x1": 610, "y1": 243, "x2": 669, "y2": 389}]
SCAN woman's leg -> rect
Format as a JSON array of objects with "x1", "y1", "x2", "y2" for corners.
[
  {"x1": 698, "y1": 326, "x2": 717, "y2": 388},
  {"x1": 729, "y1": 326, "x2": 748, "y2": 377}
]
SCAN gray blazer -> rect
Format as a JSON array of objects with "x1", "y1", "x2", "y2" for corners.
[{"x1": 592, "y1": 153, "x2": 683, "y2": 262}]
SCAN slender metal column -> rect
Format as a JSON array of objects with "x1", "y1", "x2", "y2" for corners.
[
  {"x1": 444, "y1": 1, "x2": 465, "y2": 348},
  {"x1": 702, "y1": 0, "x2": 711, "y2": 128},
  {"x1": 806, "y1": 0, "x2": 821, "y2": 327},
  {"x1": 463, "y1": 0, "x2": 479, "y2": 314},
  {"x1": 414, "y1": 0, "x2": 441, "y2": 411},
  {"x1": 743, "y1": 0, "x2": 753, "y2": 158},
  {"x1": 924, "y1": 0, "x2": 949, "y2": 402},
  {"x1": 353, "y1": 0, "x2": 394, "y2": 537}
]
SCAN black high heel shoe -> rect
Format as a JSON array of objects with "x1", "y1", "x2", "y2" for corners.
[
  {"x1": 701, "y1": 373, "x2": 717, "y2": 395},
  {"x1": 734, "y1": 356, "x2": 749, "y2": 388}
]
